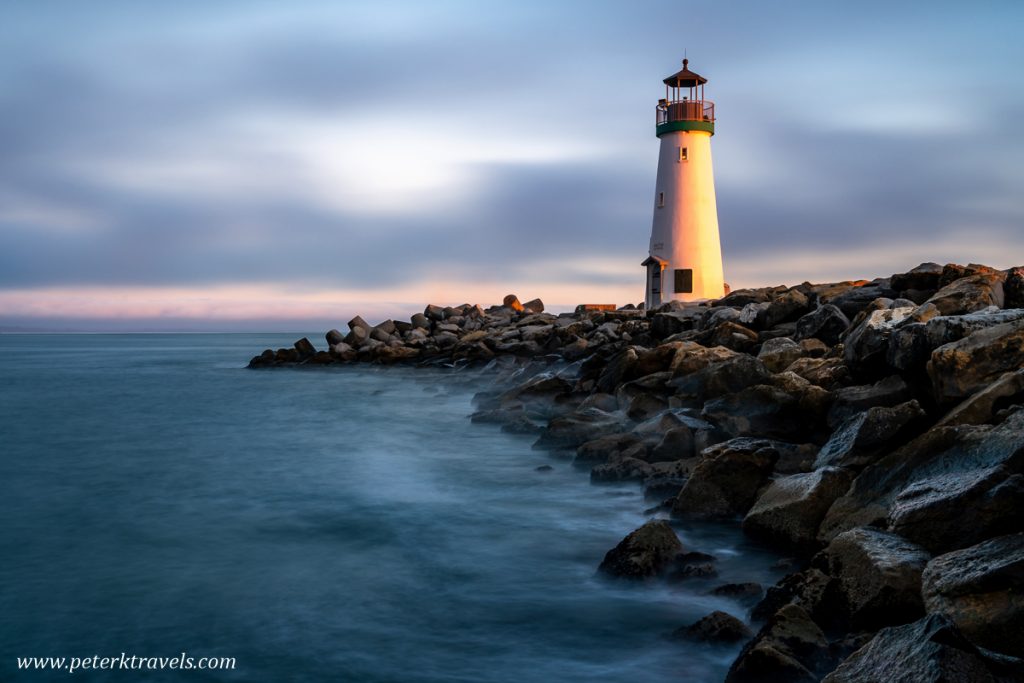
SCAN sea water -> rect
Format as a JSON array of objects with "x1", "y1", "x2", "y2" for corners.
[{"x1": 0, "y1": 334, "x2": 785, "y2": 682}]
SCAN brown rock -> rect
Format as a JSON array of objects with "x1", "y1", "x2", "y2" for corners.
[{"x1": 597, "y1": 520, "x2": 683, "y2": 579}]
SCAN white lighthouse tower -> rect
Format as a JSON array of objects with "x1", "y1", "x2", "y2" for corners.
[{"x1": 643, "y1": 58, "x2": 725, "y2": 308}]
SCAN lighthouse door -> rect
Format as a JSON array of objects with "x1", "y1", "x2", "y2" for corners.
[{"x1": 647, "y1": 264, "x2": 662, "y2": 308}]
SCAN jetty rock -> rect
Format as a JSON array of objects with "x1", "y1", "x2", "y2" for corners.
[{"x1": 247, "y1": 261, "x2": 1024, "y2": 681}]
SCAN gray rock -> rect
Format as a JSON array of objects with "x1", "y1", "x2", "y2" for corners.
[
  {"x1": 825, "y1": 279, "x2": 898, "y2": 319},
  {"x1": 325, "y1": 329, "x2": 344, "y2": 346},
  {"x1": 590, "y1": 457, "x2": 654, "y2": 483},
  {"x1": 816, "y1": 400, "x2": 926, "y2": 469},
  {"x1": 827, "y1": 375, "x2": 911, "y2": 428},
  {"x1": 534, "y1": 409, "x2": 626, "y2": 450},
  {"x1": 823, "y1": 527, "x2": 931, "y2": 630},
  {"x1": 575, "y1": 433, "x2": 647, "y2": 464},
  {"x1": 937, "y1": 369, "x2": 1024, "y2": 427},
  {"x1": 843, "y1": 305, "x2": 916, "y2": 377},
  {"x1": 293, "y1": 337, "x2": 316, "y2": 357},
  {"x1": 795, "y1": 304, "x2": 850, "y2": 346},
  {"x1": 743, "y1": 467, "x2": 854, "y2": 552},
  {"x1": 673, "y1": 438, "x2": 779, "y2": 519},
  {"x1": 347, "y1": 315, "x2": 372, "y2": 332},
  {"x1": 923, "y1": 271, "x2": 1005, "y2": 316},
  {"x1": 762, "y1": 288, "x2": 812, "y2": 329},
  {"x1": 424, "y1": 304, "x2": 446, "y2": 321},
  {"x1": 889, "y1": 307, "x2": 1024, "y2": 372},
  {"x1": 922, "y1": 533, "x2": 1024, "y2": 658},
  {"x1": 1005, "y1": 266, "x2": 1024, "y2": 309},
  {"x1": 646, "y1": 426, "x2": 696, "y2": 462},
  {"x1": 597, "y1": 519, "x2": 683, "y2": 579},
  {"x1": 410, "y1": 312, "x2": 431, "y2": 329},
  {"x1": 671, "y1": 354, "x2": 772, "y2": 404},
  {"x1": 822, "y1": 614, "x2": 1011, "y2": 683},
  {"x1": 751, "y1": 568, "x2": 833, "y2": 623},
  {"x1": 785, "y1": 357, "x2": 852, "y2": 390},
  {"x1": 928, "y1": 317, "x2": 1024, "y2": 405},
  {"x1": 758, "y1": 337, "x2": 804, "y2": 373}
]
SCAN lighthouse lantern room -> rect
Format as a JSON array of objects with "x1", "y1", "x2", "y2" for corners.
[{"x1": 644, "y1": 58, "x2": 725, "y2": 308}]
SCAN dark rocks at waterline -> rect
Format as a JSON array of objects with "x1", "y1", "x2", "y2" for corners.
[
  {"x1": 597, "y1": 519, "x2": 682, "y2": 580},
  {"x1": 673, "y1": 611, "x2": 752, "y2": 644},
  {"x1": 246, "y1": 263, "x2": 1024, "y2": 681}
]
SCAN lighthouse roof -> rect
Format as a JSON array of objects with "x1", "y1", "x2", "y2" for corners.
[{"x1": 663, "y1": 59, "x2": 707, "y2": 87}]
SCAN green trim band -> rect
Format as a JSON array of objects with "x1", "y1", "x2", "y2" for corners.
[{"x1": 656, "y1": 120, "x2": 715, "y2": 136}]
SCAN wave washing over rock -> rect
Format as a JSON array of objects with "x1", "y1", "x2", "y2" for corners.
[{"x1": 249, "y1": 263, "x2": 1024, "y2": 682}]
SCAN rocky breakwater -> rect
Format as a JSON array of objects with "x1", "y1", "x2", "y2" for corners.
[{"x1": 249, "y1": 263, "x2": 1024, "y2": 681}]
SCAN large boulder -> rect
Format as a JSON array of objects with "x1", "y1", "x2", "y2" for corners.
[
  {"x1": 725, "y1": 604, "x2": 830, "y2": 683},
  {"x1": 762, "y1": 288, "x2": 812, "y2": 329},
  {"x1": 325, "y1": 328, "x2": 345, "y2": 346},
  {"x1": 921, "y1": 533, "x2": 1024, "y2": 658},
  {"x1": 889, "y1": 307, "x2": 1024, "y2": 373},
  {"x1": 785, "y1": 357, "x2": 852, "y2": 390},
  {"x1": 597, "y1": 520, "x2": 683, "y2": 579},
  {"x1": 823, "y1": 527, "x2": 931, "y2": 630},
  {"x1": 521, "y1": 298, "x2": 544, "y2": 313},
  {"x1": 794, "y1": 305, "x2": 850, "y2": 346},
  {"x1": 669, "y1": 342, "x2": 738, "y2": 377},
  {"x1": 815, "y1": 400, "x2": 926, "y2": 469},
  {"x1": 820, "y1": 409, "x2": 1024, "y2": 551},
  {"x1": 928, "y1": 317, "x2": 1024, "y2": 404},
  {"x1": 923, "y1": 271, "x2": 1005, "y2": 316},
  {"x1": 743, "y1": 467, "x2": 854, "y2": 552},
  {"x1": 293, "y1": 337, "x2": 316, "y2": 358},
  {"x1": 673, "y1": 438, "x2": 779, "y2": 519},
  {"x1": 822, "y1": 614, "x2": 1014, "y2": 683},
  {"x1": 533, "y1": 409, "x2": 626, "y2": 450},
  {"x1": 575, "y1": 433, "x2": 647, "y2": 464}
]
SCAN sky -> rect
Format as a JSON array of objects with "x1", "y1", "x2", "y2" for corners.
[{"x1": 1, "y1": 1, "x2": 1022, "y2": 331}]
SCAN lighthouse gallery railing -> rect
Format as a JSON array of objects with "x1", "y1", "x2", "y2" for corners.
[{"x1": 656, "y1": 100, "x2": 715, "y2": 125}]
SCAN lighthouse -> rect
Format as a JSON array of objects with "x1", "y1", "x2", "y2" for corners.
[{"x1": 643, "y1": 58, "x2": 725, "y2": 308}]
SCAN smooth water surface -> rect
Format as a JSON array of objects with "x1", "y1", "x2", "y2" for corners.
[{"x1": 0, "y1": 335, "x2": 783, "y2": 682}]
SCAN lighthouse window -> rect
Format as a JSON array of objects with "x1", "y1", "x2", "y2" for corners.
[
  {"x1": 674, "y1": 269, "x2": 693, "y2": 294},
  {"x1": 678, "y1": 147, "x2": 688, "y2": 162},
  {"x1": 657, "y1": 192, "x2": 665, "y2": 208}
]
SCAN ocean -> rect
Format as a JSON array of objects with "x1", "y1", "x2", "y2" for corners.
[{"x1": 0, "y1": 334, "x2": 784, "y2": 682}]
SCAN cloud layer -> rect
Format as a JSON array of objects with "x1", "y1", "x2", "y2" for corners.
[{"x1": 2, "y1": 1, "x2": 1022, "y2": 329}]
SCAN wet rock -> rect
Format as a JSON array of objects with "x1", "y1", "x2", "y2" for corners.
[
  {"x1": 674, "y1": 611, "x2": 752, "y2": 643},
  {"x1": 646, "y1": 426, "x2": 696, "y2": 463},
  {"x1": 590, "y1": 456, "x2": 654, "y2": 483},
  {"x1": 598, "y1": 520, "x2": 683, "y2": 579},
  {"x1": 709, "y1": 582, "x2": 764, "y2": 602},
  {"x1": 937, "y1": 369, "x2": 1024, "y2": 427},
  {"x1": 794, "y1": 304, "x2": 850, "y2": 346},
  {"x1": 928, "y1": 317, "x2": 1024, "y2": 404},
  {"x1": 743, "y1": 467, "x2": 854, "y2": 552},
  {"x1": 823, "y1": 527, "x2": 931, "y2": 630},
  {"x1": 626, "y1": 392, "x2": 669, "y2": 422},
  {"x1": 758, "y1": 337, "x2": 804, "y2": 373},
  {"x1": 575, "y1": 433, "x2": 647, "y2": 464},
  {"x1": 667, "y1": 551, "x2": 719, "y2": 580},
  {"x1": 673, "y1": 438, "x2": 779, "y2": 519},
  {"x1": 325, "y1": 328, "x2": 344, "y2": 346},
  {"x1": 821, "y1": 614, "x2": 1012, "y2": 683},
  {"x1": 921, "y1": 533, "x2": 1024, "y2": 658},
  {"x1": 816, "y1": 400, "x2": 926, "y2": 469},
  {"x1": 534, "y1": 407, "x2": 627, "y2": 450},
  {"x1": 596, "y1": 347, "x2": 639, "y2": 394},
  {"x1": 924, "y1": 271, "x2": 1005, "y2": 316},
  {"x1": 752, "y1": 568, "x2": 832, "y2": 623},
  {"x1": 726, "y1": 604, "x2": 830, "y2": 683},
  {"x1": 535, "y1": 465, "x2": 553, "y2": 472}
]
